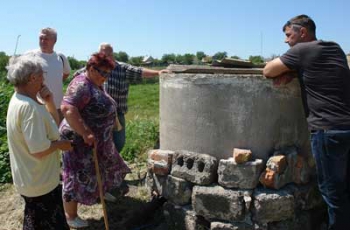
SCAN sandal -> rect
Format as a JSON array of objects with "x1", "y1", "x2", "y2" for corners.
[{"x1": 67, "y1": 216, "x2": 89, "y2": 229}]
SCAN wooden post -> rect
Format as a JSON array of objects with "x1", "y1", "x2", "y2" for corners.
[{"x1": 93, "y1": 141, "x2": 109, "y2": 230}]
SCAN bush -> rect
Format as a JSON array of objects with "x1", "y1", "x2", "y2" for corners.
[
  {"x1": 121, "y1": 118, "x2": 159, "y2": 162},
  {"x1": 0, "y1": 75, "x2": 13, "y2": 183}
]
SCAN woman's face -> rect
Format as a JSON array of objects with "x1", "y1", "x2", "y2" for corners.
[
  {"x1": 89, "y1": 66, "x2": 111, "y2": 86},
  {"x1": 30, "y1": 70, "x2": 46, "y2": 92}
]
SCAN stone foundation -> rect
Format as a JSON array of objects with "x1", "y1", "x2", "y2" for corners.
[{"x1": 146, "y1": 149, "x2": 327, "y2": 230}]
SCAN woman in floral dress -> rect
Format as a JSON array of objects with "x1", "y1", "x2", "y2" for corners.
[{"x1": 59, "y1": 53, "x2": 130, "y2": 228}]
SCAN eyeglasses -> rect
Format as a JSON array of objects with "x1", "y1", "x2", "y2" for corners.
[{"x1": 93, "y1": 66, "x2": 111, "y2": 78}]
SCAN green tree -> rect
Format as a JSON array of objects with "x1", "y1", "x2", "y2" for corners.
[
  {"x1": 196, "y1": 51, "x2": 206, "y2": 61},
  {"x1": 0, "y1": 52, "x2": 9, "y2": 73},
  {"x1": 67, "y1": 56, "x2": 82, "y2": 70},
  {"x1": 213, "y1": 51, "x2": 227, "y2": 61},
  {"x1": 230, "y1": 55, "x2": 240, "y2": 59},
  {"x1": 175, "y1": 54, "x2": 184, "y2": 64},
  {"x1": 249, "y1": 55, "x2": 265, "y2": 64},
  {"x1": 129, "y1": 56, "x2": 143, "y2": 66},
  {"x1": 161, "y1": 53, "x2": 176, "y2": 64},
  {"x1": 183, "y1": 53, "x2": 195, "y2": 65},
  {"x1": 114, "y1": 51, "x2": 129, "y2": 63}
]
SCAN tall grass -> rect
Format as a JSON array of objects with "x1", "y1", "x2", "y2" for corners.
[
  {"x1": 0, "y1": 74, "x2": 13, "y2": 183},
  {"x1": 121, "y1": 80, "x2": 160, "y2": 162}
]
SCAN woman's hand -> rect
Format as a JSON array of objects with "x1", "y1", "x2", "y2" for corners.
[
  {"x1": 39, "y1": 85, "x2": 54, "y2": 103},
  {"x1": 62, "y1": 105, "x2": 96, "y2": 146},
  {"x1": 57, "y1": 140, "x2": 73, "y2": 151},
  {"x1": 83, "y1": 132, "x2": 95, "y2": 146}
]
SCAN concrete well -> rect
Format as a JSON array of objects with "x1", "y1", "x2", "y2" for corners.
[{"x1": 160, "y1": 65, "x2": 310, "y2": 161}]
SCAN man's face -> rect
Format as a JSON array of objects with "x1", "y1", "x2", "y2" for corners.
[
  {"x1": 39, "y1": 33, "x2": 56, "y2": 53},
  {"x1": 284, "y1": 26, "x2": 302, "y2": 47},
  {"x1": 100, "y1": 47, "x2": 114, "y2": 60}
]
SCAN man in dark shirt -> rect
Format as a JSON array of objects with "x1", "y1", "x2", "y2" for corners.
[{"x1": 264, "y1": 14, "x2": 350, "y2": 229}]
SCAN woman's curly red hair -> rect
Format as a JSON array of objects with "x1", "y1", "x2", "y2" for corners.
[{"x1": 86, "y1": 52, "x2": 115, "y2": 70}]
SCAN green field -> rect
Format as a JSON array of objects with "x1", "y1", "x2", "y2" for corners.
[{"x1": 121, "y1": 80, "x2": 160, "y2": 162}]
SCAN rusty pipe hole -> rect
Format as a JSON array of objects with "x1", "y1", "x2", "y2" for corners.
[{"x1": 186, "y1": 158, "x2": 194, "y2": 169}]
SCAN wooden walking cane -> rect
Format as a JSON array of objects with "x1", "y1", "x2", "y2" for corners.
[{"x1": 93, "y1": 141, "x2": 109, "y2": 230}]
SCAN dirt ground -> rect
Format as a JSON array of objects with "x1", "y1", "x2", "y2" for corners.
[{"x1": 0, "y1": 165, "x2": 167, "y2": 230}]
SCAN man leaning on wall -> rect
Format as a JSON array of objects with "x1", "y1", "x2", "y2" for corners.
[{"x1": 263, "y1": 14, "x2": 350, "y2": 230}]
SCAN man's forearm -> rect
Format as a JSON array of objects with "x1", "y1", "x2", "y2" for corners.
[{"x1": 142, "y1": 68, "x2": 160, "y2": 78}]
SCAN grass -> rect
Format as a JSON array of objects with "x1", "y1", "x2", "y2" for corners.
[
  {"x1": 126, "y1": 81, "x2": 159, "y2": 120},
  {"x1": 121, "y1": 80, "x2": 160, "y2": 162}
]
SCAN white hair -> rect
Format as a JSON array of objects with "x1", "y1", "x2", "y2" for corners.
[
  {"x1": 98, "y1": 42, "x2": 113, "y2": 52},
  {"x1": 6, "y1": 53, "x2": 44, "y2": 86}
]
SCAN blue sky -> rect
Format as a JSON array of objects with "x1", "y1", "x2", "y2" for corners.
[{"x1": 1, "y1": 0, "x2": 349, "y2": 61}]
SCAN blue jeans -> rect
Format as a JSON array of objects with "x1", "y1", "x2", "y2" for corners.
[
  {"x1": 113, "y1": 113, "x2": 126, "y2": 153},
  {"x1": 311, "y1": 130, "x2": 350, "y2": 230}
]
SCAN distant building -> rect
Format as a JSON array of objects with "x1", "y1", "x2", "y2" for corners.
[
  {"x1": 142, "y1": 56, "x2": 154, "y2": 65},
  {"x1": 347, "y1": 55, "x2": 350, "y2": 67},
  {"x1": 201, "y1": 56, "x2": 212, "y2": 64}
]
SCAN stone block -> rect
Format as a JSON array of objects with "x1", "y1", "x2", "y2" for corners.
[
  {"x1": 292, "y1": 155, "x2": 311, "y2": 184},
  {"x1": 163, "y1": 202, "x2": 210, "y2": 230},
  {"x1": 147, "y1": 159, "x2": 171, "y2": 176},
  {"x1": 252, "y1": 187, "x2": 294, "y2": 224},
  {"x1": 210, "y1": 221, "x2": 254, "y2": 230},
  {"x1": 276, "y1": 147, "x2": 312, "y2": 185},
  {"x1": 260, "y1": 148, "x2": 312, "y2": 189},
  {"x1": 171, "y1": 150, "x2": 218, "y2": 185},
  {"x1": 165, "y1": 175, "x2": 193, "y2": 205},
  {"x1": 145, "y1": 171, "x2": 168, "y2": 197},
  {"x1": 233, "y1": 148, "x2": 252, "y2": 164},
  {"x1": 218, "y1": 158, "x2": 264, "y2": 189},
  {"x1": 192, "y1": 185, "x2": 245, "y2": 222},
  {"x1": 267, "y1": 219, "x2": 294, "y2": 230},
  {"x1": 266, "y1": 155, "x2": 287, "y2": 173},
  {"x1": 285, "y1": 183, "x2": 325, "y2": 210}
]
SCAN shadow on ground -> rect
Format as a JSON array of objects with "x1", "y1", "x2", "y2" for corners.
[{"x1": 80, "y1": 184, "x2": 167, "y2": 230}]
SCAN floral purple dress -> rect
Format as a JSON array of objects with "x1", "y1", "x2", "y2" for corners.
[{"x1": 59, "y1": 74, "x2": 130, "y2": 205}]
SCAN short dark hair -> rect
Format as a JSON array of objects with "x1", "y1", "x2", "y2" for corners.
[
  {"x1": 86, "y1": 52, "x2": 115, "y2": 70},
  {"x1": 283, "y1": 14, "x2": 316, "y2": 35}
]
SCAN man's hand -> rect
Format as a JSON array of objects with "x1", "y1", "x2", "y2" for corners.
[
  {"x1": 158, "y1": 69, "x2": 170, "y2": 74},
  {"x1": 272, "y1": 72, "x2": 297, "y2": 87}
]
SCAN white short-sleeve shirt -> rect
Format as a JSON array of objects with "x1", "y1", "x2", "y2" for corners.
[
  {"x1": 26, "y1": 49, "x2": 71, "y2": 109},
  {"x1": 7, "y1": 93, "x2": 61, "y2": 197}
]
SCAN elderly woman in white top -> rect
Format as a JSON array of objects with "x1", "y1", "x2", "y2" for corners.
[{"x1": 6, "y1": 53, "x2": 72, "y2": 230}]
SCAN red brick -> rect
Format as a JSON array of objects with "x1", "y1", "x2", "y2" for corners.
[
  {"x1": 259, "y1": 169, "x2": 277, "y2": 189},
  {"x1": 148, "y1": 149, "x2": 173, "y2": 165},
  {"x1": 233, "y1": 148, "x2": 252, "y2": 164},
  {"x1": 267, "y1": 155, "x2": 287, "y2": 173}
]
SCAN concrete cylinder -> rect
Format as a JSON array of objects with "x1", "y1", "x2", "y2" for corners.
[{"x1": 160, "y1": 65, "x2": 310, "y2": 161}]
